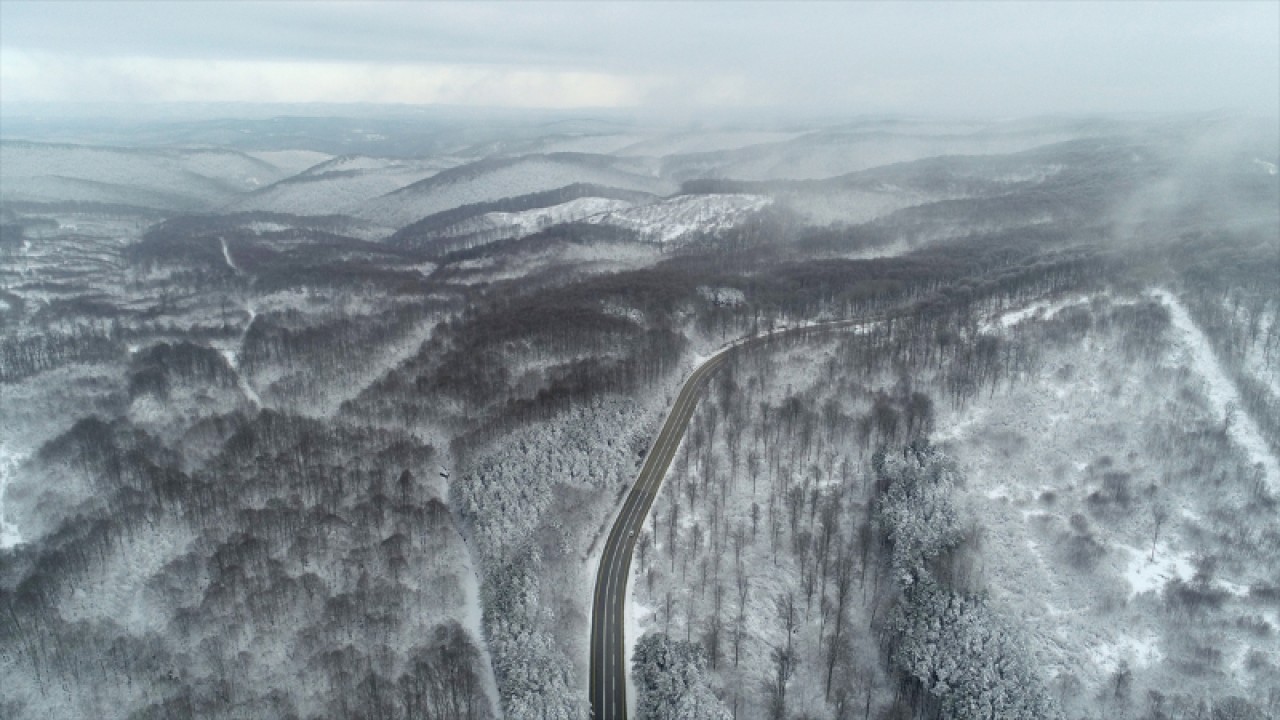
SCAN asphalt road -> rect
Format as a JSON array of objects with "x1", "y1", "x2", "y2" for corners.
[{"x1": 589, "y1": 318, "x2": 873, "y2": 719}]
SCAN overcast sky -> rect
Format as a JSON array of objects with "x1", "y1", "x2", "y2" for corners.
[{"x1": 1, "y1": 1, "x2": 1276, "y2": 118}]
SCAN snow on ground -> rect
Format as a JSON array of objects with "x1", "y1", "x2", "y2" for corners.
[
  {"x1": 434, "y1": 196, "x2": 636, "y2": 242},
  {"x1": 980, "y1": 294, "x2": 1090, "y2": 332},
  {"x1": 625, "y1": 595, "x2": 654, "y2": 718},
  {"x1": 940, "y1": 293, "x2": 1276, "y2": 703},
  {"x1": 1154, "y1": 288, "x2": 1279, "y2": 491},
  {"x1": 220, "y1": 237, "x2": 243, "y2": 275},
  {"x1": 1121, "y1": 542, "x2": 1197, "y2": 599},
  {"x1": 1239, "y1": 306, "x2": 1280, "y2": 400},
  {"x1": 305, "y1": 320, "x2": 438, "y2": 418},
  {"x1": 442, "y1": 241, "x2": 663, "y2": 287},
  {"x1": 697, "y1": 286, "x2": 746, "y2": 306},
  {"x1": 630, "y1": 332, "x2": 886, "y2": 719},
  {"x1": 58, "y1": 520, "x2": 196, "y2": 634},
  {"x1": 584, "y1": 194, "x2": 771, "y2": 245},
  {"x1": 1087, "y1": 629, "x2": 1164, "y2": 672},
  {"x1": 211, "y1": 304, "x2": 263, "y2": 409},
  {"x1": 0, "y1": 444, "x2": 25, "y2": 548},
  {"x1": 450, "y1": 516, "x2": 505, "y2": 719}
]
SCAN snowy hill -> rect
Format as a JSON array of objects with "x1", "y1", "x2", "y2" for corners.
[
  {"x1": 355, "y1": 153, "x2": 679, "y2": 229},
  {"x1": 226, "y1": 155, "x2": 459, "y2": 218},
  {"x1": 417, "y1": 197, "x2": 635, "y2": 252},
  {"x1": 584, "y1": 193, "x2": 772, "y2": 245},
  {"x1": 243, "y1": 150, "x2": 333, "y2": 176},
  {"x1": 388, "y1": 183, "x2": 657, "y2": 255}
]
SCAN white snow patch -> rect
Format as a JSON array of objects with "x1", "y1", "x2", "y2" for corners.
[
  {"x1": 585, "y1": 194, "x2": 771, "y2": 245},
  {"x1": 452, "y1": 525, "x2": 504, "y2": 719},
  {"x1": 1153, "y1": 288, "x2": 1280, "y2": 491},
  {"x1": 218, "y1": 305, "x2": 262, "y2": 408},
  {"x1": 440, "y1": 196, "x2": 635, "y2": 241},
  {"x1": 244, "y1": 221, "x2": 294, "y2": 234},
  {"x1": 1239, "y1": 306, "x2": 1279, "y2": 400},
  {"x1": 220, "y1": 237, "x2": 243, "y2": 275},
  {"x1": 697, "y1": 286, "x2": 746, "y2": 307},
  {"x1": 1123, "y1": 543, "x2": 1196, "y2": 599},
  {"x1": 1253, "y1": 158, "x2": 1278, "y2": 175},
  {"x1": 981, "y1": 294, "x2": 1089, "y2": 332},
  {"x1": 0, "y1": 444, "x2": 25, "y2": 548},
  {"x1": 1088, "y1": 630, "x2": 1164, "y2": 672}
]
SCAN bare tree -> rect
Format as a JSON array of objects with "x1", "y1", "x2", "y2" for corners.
[
  {"x1": 1149, "y1": 500, "x2": 1169, "y2": 561},
  {"x1": 767, "y1": 592, "x2": 799, "y2": 720}
]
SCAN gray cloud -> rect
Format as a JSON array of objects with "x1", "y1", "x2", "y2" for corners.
[{"x1": 1, "y1": 1, "x2": 1276, "y2": 117}]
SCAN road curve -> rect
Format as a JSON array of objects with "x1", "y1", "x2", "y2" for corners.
[{"x1": 589, "y1": 317, "x2": 874, "y2": 719}]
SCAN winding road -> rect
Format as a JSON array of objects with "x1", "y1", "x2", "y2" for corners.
[{"x1": 589, "y1": 317, "x2": 874, "y2": 719}]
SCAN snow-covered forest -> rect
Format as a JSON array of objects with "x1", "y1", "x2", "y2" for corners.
[{"x1": 1, "y1": 110, "x2": 1277, "y2": 720}]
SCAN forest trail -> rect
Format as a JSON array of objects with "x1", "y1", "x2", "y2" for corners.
[{"x1": 1154, "y1": 288, "x2": 1279, "y2": 492}]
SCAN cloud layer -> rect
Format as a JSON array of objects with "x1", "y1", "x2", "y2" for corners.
[{"x1": 2, "y1": 1, "x2": 1276, "y2": 116}]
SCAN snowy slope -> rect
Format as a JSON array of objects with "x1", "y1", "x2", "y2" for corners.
[
  {"x1": 937, "y1": 293, "x2": 1279, "y2": 706},
  {"x1": 0, "y1": 444, "x2": 23, "y2": 548},
  {"x1": 244, "y1": 150, "x2": 333, "y2": 175},
  {"x1": 1153, "y1": 289, "x2": 1279, "y2": 491},
  {"x1": 355, "y1": 154, "x2": 679, "y2": 229},
  {"x1": 432, "y1": 196, "x2": 636, "y2": 244},
  {"x1": 584, "y1": 193, "x2": 772, "y2": 244},
  {"x1": 227, "y1": 155, "x2": 458, "y2": 217},
  {"x1": 0, "y1": 141, "x2": 300, "y2": 209}
]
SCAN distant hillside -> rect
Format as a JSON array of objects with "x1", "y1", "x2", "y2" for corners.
[
  {"x1": 0, "y1": 141, "x2": 300, "y2": 211},
  {"x1": 226, "y1": 155, "x2": 460, "y2": 219},
  {"x1": 355, "y1": 152, "x2": 678, "y2": 229},
  {"x1": 388, "y1": 183, "x2": 656, "y2": 255},
  {"x1": 660, "y1": 123, "x2": 1104, "y2": 182}
]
